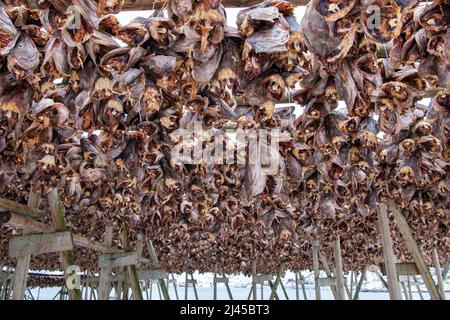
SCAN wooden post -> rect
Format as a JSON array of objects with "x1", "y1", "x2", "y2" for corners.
[
  {"x1": 191, "y1": 273, "x2": 199, "y2": 300},
  {"x1": 295, "y1": 272, "x2": 299, "y2": 300},
  {"x1": 98, "y1": 226, "x2": 113, "y2": 300},
  {"x1": 269, "y1": 266, "x2": 284, "y2": 300},
  {"x1": 401, "y1": 280, "x2": 410, "y2": 300},
  {"x1": 353, "y1": 268, "x2": 366, "y2": 300},
  {"x1": 432, "y1": 248, "x2": 446, "y2": 300},
  {"x1": 279, "y1": 280, "x2": 289, "y2": 300},
  {"x1": 252, "y1": 261, "x2": 257, "y2": 300},
  {"x1": 377, "y1": 203, "x2": 402, "y2": 300},
  {"x1": 312, "y1": 240, "x2": 321, "y2": 300},
  {"x1": 120, "y1": 227, "x2": 143, "y2": 300},
  {"x1": 213, "y1": 265, "x2": 217, "y2": 300},
  {"x1": 185, "y1": 273, "x2": 188, "y2": 300},
  {"x1": 299, "y1": 271, "x2": 308, "y2": 300},
  {"x1": 11, "y1": 192, "x2": 40, "y2": 300},
  {"x1": 146, "y1": 239, "x2": 170, "y2": 300},
  {"x1": 413, "y1": 275, "x2": 424, "y2": 300},
  {"x1": 47, "y1": 189, "x2": 82, "y2": 300},
  {"x1": 318, "y1": 252, "x2": 338, "y2": 299},
  {"x1": 333, "y1": 237, "x2": 345, "y2": 300},
  {"x1": 388, "y1": 200, "x2": 442, "y2": 300},
  {"x1": 171, "y1": 274, "x2": 179, "y2": 300}
]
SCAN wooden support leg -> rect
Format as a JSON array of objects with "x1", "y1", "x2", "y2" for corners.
[
  {"x1": 47, "y1": 189, "x2": 82, "y2": 300},
  {"x1": 432, "y1": 248, "x2": 446, "y2": 300},
  {"x1": 401, "y1": 281, "x2": 410, "y2": 300},
  {"x1": 375, "y1": 271, "x2": 389, "y2": 290},
  {"x1": 224, "y1": 279, "x2": 233, "y2": 300},
  {"x1": 388, "y1": 200, "x2": 442, "y2": 300},
  {"x1": 213, "y1": 266, "x2": 217, "y2": 301},
  {"x1": 413, "y1": 276, "x2": 424, "y2": 300},
  {"x1": 299, "y1": 271, "x2": 308, "y2": 300},
  {"x1": 312, "y1": 240, "x2": 321, "y2": 300},
  {"x1": 146, "y1": 240, "x2": 170, "y2": 300},
  {"x1": 120, "y1": 227, "x2": 143, "y2": 300},
  {"x1": 407, "y1": 276, "x2": 413, "y2": 300},
  {"x1": 318, "y1": 253, "x2": 338, "y2": 299},
  {"x1": 268, "y1": 281, "x2": 280, "y2": 300},
  {"x1": 353, "y1": 268, "x2": 366, "y2": 300},
  {"x1": 377, "y1": 204, "x2": 402, "y2": 300},
  {"x1": 442, "y1": 264, "x2": 449, "y2": 280},
  {"x1": 116, "y1": 268, "x2": 123, "y2": 300},
  {"x1": 98, "y1": 226, "x2": 113, "y2": 300},
  {"x1": 252, "y1": 261, "x2": 257, "y2": 300},
  {"x1": 269, "y1": 267, "x2": 284, "y2": 300},
  {"x1": 279, "y1": 280, "x2": 289, "y2": 300},
  {"x1": 190, "y1": 274, "x2": 199, "y2": 300},
  {"x1": 11, "y1": 192, "x2": 40, "y2": 300},
  {"x1": 171, "y1": 274, "x2": 179, "y2": 300},
  {"x1": 185, "y1": 273, "x2": 188, "y2": 300},
  {"x1": 333, "y1": 237, "x2": 346, "y2": 300},
  {"x1": 295, "y1": 272, "x2": 299, "y2": 300}
]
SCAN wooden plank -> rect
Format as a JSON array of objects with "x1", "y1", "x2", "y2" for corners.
[
  {"x1": 98, "y1": 226, "x2": 113, "y2": 300},
  {"x1": 0, "y1": 212, "x2": 122, "y2": 253},
  {"x1": 9, "y1": 231, "x2": 73, "y2": 258},
  {"x1": 47, "y1": 189, "x2": 82, "y2": 300},
  {"x1": 377, "y1": 203, "x2": 402, "y2": 300},
  {"x1": 253, "y1": 274, "x2": 273, "y2": 284},
  {"x1": 396, "y1": 263, "x2": 420, "y2": 276},
  {"x1": 333, "y1": 237, "x2": 346, "y2": 300},
  {"x1": 99, "y1": 252, "x2": 139, "y2": 269},
  {"x1": 11, "y1": 192, "x2": 40, "y2": 300},
  {"x1": 0, "y1": 198, "x2": 44, "y2": 219},
  {"x1": 432, "y1": 248, "x2": 446, "y2": 300},
  {"x1": 318, "y1": 277, "x2": 337, "y2": 287},
  {"x1": 312, "y1": 240, "x2": 321, "y2": 300},
  {"x1": 121, "y1": 227, "x2": 143, "y2": 300},
  {"x1": 215, "y1": 277, "x2": 230, "y2": 284},
  {"x1": 146, "y1": 239, "x2": 170, "y2": 300},
  {"x1": 122, "y1": 0, "x2": 310, "y2": 11},
  {"x1": 318, "y1": 252, "x2": 338, "y2": 299},
  {"x1": 388, "y1": 200, "x2": 442, "y2": 300},
  {"x1": 353, "y1": 268, "x2": 366, "y2": 300}
]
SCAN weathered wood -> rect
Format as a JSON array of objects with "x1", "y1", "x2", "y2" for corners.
[
  {"x1": 0, "y1": 198, "x2": 44, "y2": 219},
  {"x1": 377, "y1": 204, "x2": 402, "y2": 300},
  {"x1": 395, "y1": 263, "x2": 420, "y2": 276},
  {"x1": 269, "y1": 266, "x2": 284, "y2": 300},
  {"x1": 412, "y1": 275, "x2": 424, "y2": 300},
  {"x1": 120, "y1": 227, "x2": 143, "y2": 301},
  {"x1": 318, "y1": 277, "x2": 337, "y2": 287},
  {"x1": 353, "y1": 268, "x2": 366, "y2": 300},
  {"x1": 388, "y1": 200, "x2": 442, "y2": 300},
  {"x1": 333, "y1": 237, "x2": 346, "y2": 300},
  {"x1": 171, "y1": 273, "x2": 180, "y2": 300},
  {"x1": 299, "y1": 271, "x2": 307, "y2": 300},
  {"x1": 98, "y1": 226, "x2": 113, "y2": 300},
  {"x1": 122, "y1": 0, "x2": 310, "y2": 11},
  {"x1": 11, "y1": 192, "x2": 40, "y2": 300},
  {"x1": 318, "y1": 252, "x2": 338, "y2": 299},
  {"x1": 47, "y1": 189, "x2": 82, "y2": 301},
  {"x1": 9, "y1": 231, "x2": 73, "y2": 257},
  {"x1": 146, "y1": 239, "x2": 170, "y2": 300},
  {"x1": 252, "y1": 261, "x2": 257, "y2": 300},
  {"x1": 432, "y1": 248, "x2": 446, "y2": 300},
  {"x1": 442, "y1": 264, "x2": 449, "y2": 280},
  {"x1": 312, "y1": 240, "x2": 321, "y2": 300},
  {"x1": 99, "y1": 252, "x2": 139, "y2": 269},
  {"x1": 0, "y1": 212, "x2": 121, "y2": 253},
  {"x1": 279, "y1": 280, "x2": 289, "y2": 300}
]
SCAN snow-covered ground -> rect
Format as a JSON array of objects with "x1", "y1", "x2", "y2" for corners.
[{"x1": 23, "y1": 270, "x2": 448, "y2": 300}]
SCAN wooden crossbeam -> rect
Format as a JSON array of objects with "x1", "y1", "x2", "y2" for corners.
[
  {"x1": 98, "y1": 226, "x2": 113, "y2": 300},
  {"x1": 122, "y1": 0, "x2": 310, "y2": 11},
  {"x1": 0, "y1": 197, "x2": 44, "y2": 219},
  {"x1": 9, "y1": 231, "x2": 73, "y2": 258},
  {"x1": 48, "y1": 189, "x2": 82, "y2": 300},
  {"x1": 99, "y1": 252, "x2": 139, "y2": 269},
  {"x1": 146, "y1": 239, "x2": 170, "y2": 300},
  {"x1": 10, "y1": 192, "x2": 40, "y2": 300},
  {"x1": 388, "y1": 200, "x2": 442, "y2": 300},
  {"x1": 0, "y1": 212, "x2": 122, "y2": 254}
]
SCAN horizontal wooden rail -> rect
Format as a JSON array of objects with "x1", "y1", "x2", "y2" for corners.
[
  {"x1": 0, "y1": 212, "x2": 122, "y2": 254},
  {"x1": 0, "y1": 198, "x2": 44, "y2": 219}
]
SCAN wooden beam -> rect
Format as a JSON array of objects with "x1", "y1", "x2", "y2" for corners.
[
  {"x1": 0, "y1": 198, "x2": 44, "y2": 219},
  {"x1": 432, "y1": 248, "x2": 446, "y2": 300},
  {"x1": 312, "y1": 240, "x2": 321, "y2": 300},
  {"x1": 317, "y1": 252, "x2": 338, "y2": 299},
  {"x1": 8, "y1": 231, "x2": 73, "y2": 258},
  {"x1": 0, "y1": 212, "x2": 122, "y2": 254},
  {"x1": 353, "y1": 268, "x2": 366, "y2": 300},
  {"x1": 121, "y1": 0, "x2": 310, "y2": 11},
  {"x1": 98, "y1": 226, "x2": 113, "y2": 300},
  {"x1": 377, "y1": 204, "x2": 403, "y2": 300},
  {"x1": 11, "y1": 192, "x2": 40, "y2": 300},
  {"x1": 333, "y1": 237, "x2": 346, "y2": 300},
  {"x1": 121, "y1": 227, "x2": 143, "y2": 300},
  {"x1": 388, "y1": 200, "x2": 442, "y2": 300},
  {"x1": 47, "y1": 189, "x2": 82, "y2": 300},
  {"x1": 98, "y1": 252, "x2": 139, "y2": 269},
  {"x1": 146, "y1": 239, "x2": 170, "y2": 300}
]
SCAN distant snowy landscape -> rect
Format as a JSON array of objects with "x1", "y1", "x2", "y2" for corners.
[{"x1": 25, "y1": 270, "x2": 448, "y2": 300}]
